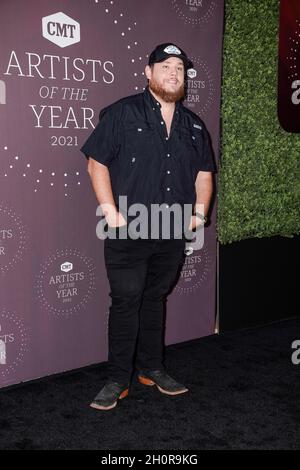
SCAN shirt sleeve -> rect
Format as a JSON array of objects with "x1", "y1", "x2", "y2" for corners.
[
  {"x1": 80, "y1": 104, "x2": 121, "y2": 167},
  {"x1": 196, "y1": 123, "x2": 218, "y2": 174}
]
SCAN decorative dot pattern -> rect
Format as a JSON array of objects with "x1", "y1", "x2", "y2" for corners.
[
  {"x1": 287, "y1": 19, "x2": 300, "y2": 79},
  {"x1": 93, "y1": 0, "x2": 148, "y2": 93},
  {"x1": 1, "y1": 149, "x2": 82, "y2": 197}
]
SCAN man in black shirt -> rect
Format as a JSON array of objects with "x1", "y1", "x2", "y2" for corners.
[{"x1": 81, "y1": 43, "x2": 216, "y2": 410}]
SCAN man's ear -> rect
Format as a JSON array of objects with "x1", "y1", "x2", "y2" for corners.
[{"x1": 145, "y1": 65, "x2": 152, "y2": 80}]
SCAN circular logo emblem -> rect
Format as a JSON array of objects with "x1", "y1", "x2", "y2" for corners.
[
  {"x1": 175, "y1": 246, "x2": 212, "y2": 294},
  {"x1": 0, "y1": 205, "x2": 27, "y2": 275},
  {"x1": 0, "y1": 310, "x2": 29, "y2": 383},
  {"x1": 36, "y1": 248, "x2": 96, "y2": 317},
  {"x1": 171, "y1": 0, "x2": 217, "y2": 26},
  {"x1": 187, "y1": 68, "x2": 197, "y2": 79},
  {"x1": 185, "y1": 57, "x2": 215, "y2": 116}
]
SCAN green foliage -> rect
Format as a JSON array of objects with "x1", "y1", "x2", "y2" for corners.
[{"x1": 218, "y1": 0, "x2": 300, "y2": 244}]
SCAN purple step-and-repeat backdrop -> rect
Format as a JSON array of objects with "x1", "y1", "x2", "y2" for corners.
[
  {"x1": 0, "y1": 0, "x2": 224, "y2": 388},
  {"x1": 278, "y1": 0, "x2": 300, "y2": 132}
]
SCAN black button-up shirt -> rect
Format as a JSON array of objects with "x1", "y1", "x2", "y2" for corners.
[{"x1": 81, "y1": 86, "x2": 216, "y2": 217}]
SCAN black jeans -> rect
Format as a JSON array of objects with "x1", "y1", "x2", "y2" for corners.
[{"x1": 104, "y1": 235, "x2": 186, "y2": 384}]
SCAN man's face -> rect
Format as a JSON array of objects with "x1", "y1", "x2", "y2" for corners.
[{"x1": 145, "y1": 57, "x2": 185, "y2": 103}]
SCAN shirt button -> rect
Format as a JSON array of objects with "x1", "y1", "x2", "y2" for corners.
[
  {"x1": 167, "y1": 170, "x2": 170, "y2": 174},
  {"x1": 165, "y1": 137, "x2": 168, "y2": 140},
  {"x1": 161, "y1": 121, "x2": 164, "y2": 125},
  {"x1": 152, "y1": 107, "x2": 155, "y2": 111},
  {"x1": 167, "y1": 153, "x2": 170, "y2": 157},
  {"x1": 167, "y1": 187, "x2": 170, "y2": 191}
]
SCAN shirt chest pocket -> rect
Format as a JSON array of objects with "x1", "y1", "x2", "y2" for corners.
[
  {"x1": 180, "y1": 126, "x2": 203, "y2": 158},
  {"x1": 179, "y1": 126, "x2": 204, "y2": 180},
  {"x1": 122, "y1": 125, "x2": 155, "y2": 179},
  {"x1": 124, "y1": 125, "x2": 154, "y2": 158}
]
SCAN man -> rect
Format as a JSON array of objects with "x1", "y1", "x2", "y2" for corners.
[{"x1": 81, "y1": 43, "x2": 216, "y2": 410}]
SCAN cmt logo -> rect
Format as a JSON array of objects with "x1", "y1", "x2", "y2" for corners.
[
  {"x1": 61, "y1": 262, "x2": 73, "y2": 273},
  {"x1": 42, "y1": 12, "x2": 80, "y2": 48},
  {"x1": 187, "y1": 68, "x2": 197, "y2": 79}
]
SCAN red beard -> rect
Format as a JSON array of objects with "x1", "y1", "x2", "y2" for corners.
[{"x1": 149, "y1": 77, "x2": 185, "y2": 103}]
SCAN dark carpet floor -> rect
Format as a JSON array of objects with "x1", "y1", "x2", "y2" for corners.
[{"x1": 0, "y1": 318, "x2": 299, "y2": 450}]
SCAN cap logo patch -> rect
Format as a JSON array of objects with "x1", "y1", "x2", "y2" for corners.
[{"x1": 164, "y1": 45, "x2": 181, "y2": 55}]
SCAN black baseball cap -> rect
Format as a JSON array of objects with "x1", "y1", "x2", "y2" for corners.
[{"x1": 148, "y1": 43, "x2": 193, "y2": 70}]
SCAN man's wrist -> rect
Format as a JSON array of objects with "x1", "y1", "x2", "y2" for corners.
[
  {"x1": 194, "y1": 212, "x2": 207, "y2": 225},
  {"x1": 102, "y1": 204, "x2": 118, "y2": 223}
]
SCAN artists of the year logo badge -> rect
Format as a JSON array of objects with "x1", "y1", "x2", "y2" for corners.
[
  {"x1": 175, "y1": 246, "x2": 212, "y2": 294},
  {"x1": 36, "y1": 248, "x2": 96, "y2": 317},
  {"x1": 171, "y1": 0, "x2": 216, "y2": 26}
]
